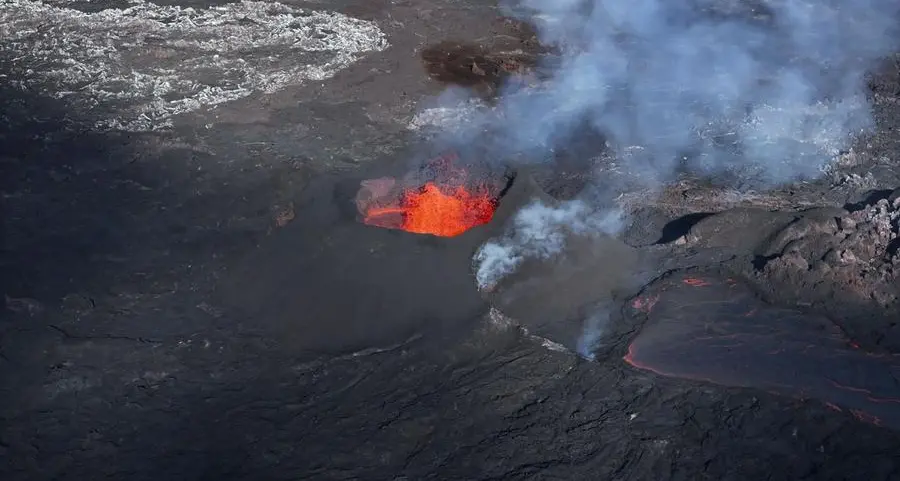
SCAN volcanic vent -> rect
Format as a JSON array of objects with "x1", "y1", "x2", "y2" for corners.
[{"x1": 356, "y1": 151, "x2": 514, "y2": 237}]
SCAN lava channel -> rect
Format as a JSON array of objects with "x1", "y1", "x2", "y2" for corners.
[
  {"x1": 356, "y1": 152, "x2": 505, "y2": 237},
  {"x1": 625, "y1": 274, "x2": 900, "y2": 430}
]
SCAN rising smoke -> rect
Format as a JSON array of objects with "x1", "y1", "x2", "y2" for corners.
[
  {"x1": 576, "y1": 308, "x2": 610, "y2": 360},
  {"x1": 474, "y1": 199, "x2": 623, "y2": 291},
  {"x1": 466, "y1": 0, "x2": 900, "y2": 355},
  {"x1": 495, "y1": 0, "x2": 899, "y2": 182}
]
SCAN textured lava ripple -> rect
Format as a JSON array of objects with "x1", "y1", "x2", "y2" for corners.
[{"x1": 625, "y1": 274, "x2": 900, "y2": 429}]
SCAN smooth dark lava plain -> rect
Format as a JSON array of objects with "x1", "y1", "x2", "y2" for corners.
[{"x1": 625, "y1": 272, "x2": 900, "y2": 429}]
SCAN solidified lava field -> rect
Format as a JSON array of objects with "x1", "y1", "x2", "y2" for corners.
[
  {"x1": 3, "y1": 1, "x2": 900, "y2": 481},
  {"x1": 625, "y1": 273, "x2": 900, "y2": 430}
]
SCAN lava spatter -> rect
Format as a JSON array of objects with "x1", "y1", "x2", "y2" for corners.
[
  {"x1": 357, "y1": 152, "x2": 505, "y2": 237},
  {"x1": 363, "y1": 182, "x2": 497, "y2": 237}
]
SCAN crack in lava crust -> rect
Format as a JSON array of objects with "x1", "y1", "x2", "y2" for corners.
[{"x1": 625, "y1": 274, "x2": 900, "y2": 430}]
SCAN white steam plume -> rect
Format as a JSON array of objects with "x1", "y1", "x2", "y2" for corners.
[
  {"x1": 474, "y1": 199, "x2": 623, "y2": 291},
  {"x1": 576, "y1": 308, "x2": 610, "y2": 360},
  {"x1": 470, "y1": 0, "x2": 900, "y2": 289},
  {"x1": 493, "y1": 0, "x2": 899, "y2": 183}
]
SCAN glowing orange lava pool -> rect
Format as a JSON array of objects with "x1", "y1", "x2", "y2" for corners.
[{"x1": 363, "y1": 181, "x2": 497, "y2": 237}]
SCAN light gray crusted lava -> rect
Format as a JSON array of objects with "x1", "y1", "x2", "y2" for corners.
[
  {"x1": 757, "y1": 191, "x2": 900, "y2": 308},
  {"x1": 654, "y1": 188, "x2": 900, "y2": 350}
]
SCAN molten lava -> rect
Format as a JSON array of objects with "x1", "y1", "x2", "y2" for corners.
[{"x1": 364, "y1": 181, "x2": 496, "y2": 237}]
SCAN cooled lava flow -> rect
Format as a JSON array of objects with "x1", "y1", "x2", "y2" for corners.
[
  {"x1": 625, "y1": 274, "x2": 900, "y2": 430},
  {"x1": 357, "y1": 152, "x2": 503, "y2": 237}
]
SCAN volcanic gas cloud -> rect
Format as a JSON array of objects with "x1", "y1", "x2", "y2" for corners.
[
  {"x1": 470, "y1": 0, "x2": 900, "y2": 287},
  {"x1": 466, "y1": 0, "x2": 900, "y2": 362},
  {"x1": 357, "y1": 152, "x2": 507, "y2": 237}
]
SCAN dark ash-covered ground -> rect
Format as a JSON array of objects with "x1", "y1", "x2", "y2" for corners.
[{"x1": 3, "y1": 0, "x2": 900, "y2": 480}]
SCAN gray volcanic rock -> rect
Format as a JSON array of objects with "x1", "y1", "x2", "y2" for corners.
[
  {"x1": 679, "y1": 207, "x2": 799, "y2": 252},
  {"x1": 753, "y1": 194, "x2": 900, "y2": 312},
  {"x1": 653, "y1": 192, "x2": 900, "y2": 350}
]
